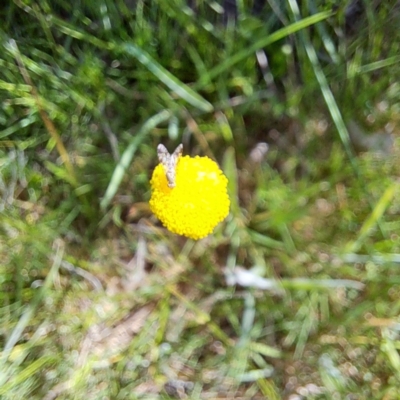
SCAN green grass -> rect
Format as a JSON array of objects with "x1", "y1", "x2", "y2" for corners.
[{"x1": 1, "y1": 0, "x2": 400, "y2": 398}]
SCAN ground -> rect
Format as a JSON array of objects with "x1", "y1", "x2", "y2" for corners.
[{"x1": 1, "y1": 1, "x2": 400, "y2": 399}]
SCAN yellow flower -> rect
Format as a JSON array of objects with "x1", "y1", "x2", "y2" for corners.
[{"x1": 149, "y1": 154, "x2": 230, "y2": 240}]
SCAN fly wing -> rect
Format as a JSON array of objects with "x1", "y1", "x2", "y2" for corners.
[
  {"x1": 157, "y1": 144, "x2": 170, "y2": 165},
  {"x1": 172, "y1": 143, "x2": 183, "y2": 160}
]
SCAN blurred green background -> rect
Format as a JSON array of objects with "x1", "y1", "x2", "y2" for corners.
[{"x1": 1, "y1": 0, "x2": 400, "y2": 398}]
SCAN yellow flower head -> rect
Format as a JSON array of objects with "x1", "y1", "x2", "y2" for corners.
[{"x1": 149, "y1": 147, "x2": 230, "y2": 240}]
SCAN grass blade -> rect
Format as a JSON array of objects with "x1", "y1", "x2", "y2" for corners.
[
  {"x1": 287, "y1": 2, "x2": 355, "y2": 165},
  {"x1": 356, "y1": 55, "x2": 400, "y2": 74},
  {"x1": 23, "y1": 6, "x2": 213, "y2": 113},
  {"x1": 0, "y1": 241, "x2": 63, "y2": 374},
  {"x1": 195, "y1": 10, "x2": 334, "y2": 88},
  {"x1": 281, "y1": 278, "x2": 365, "y2": 291},
  {"x1": 118, "y1": 43, "x2": 214, "y2": 113},
  {"x1": 0, "y1": 356, "x2": 54, "y2": 396},
  {"x1": 222, "y1": 146, "x2": 241, "y2": 218},
  {"x1": 345, "y1": 183, "x2": 396, "y2": 253}
]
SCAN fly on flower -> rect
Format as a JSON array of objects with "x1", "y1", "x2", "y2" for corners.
[
  {"x1": 157, "y1": 143, "x2": 183, "y2": 188},
  {"x1": 149, "y1": 144, "x2": 230, "y2": 240}
]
